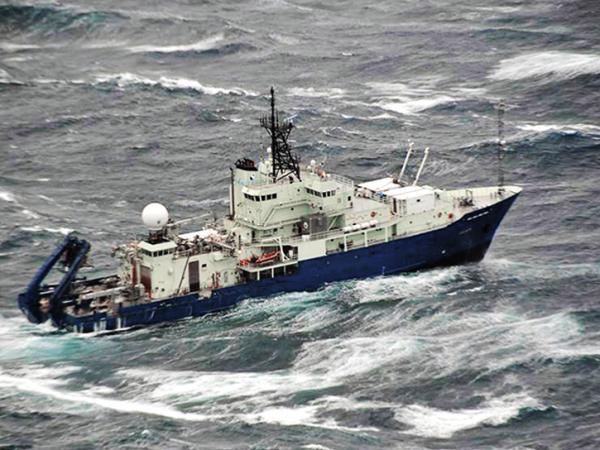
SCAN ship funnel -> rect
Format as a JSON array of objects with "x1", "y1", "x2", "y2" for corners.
[{"x1": 142, "y1": 203, "x2": 169, "y2": 230}]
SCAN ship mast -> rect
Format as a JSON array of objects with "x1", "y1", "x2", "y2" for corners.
[{"x1": 260, "y1": 87, "x2": 301, "y2": 182}]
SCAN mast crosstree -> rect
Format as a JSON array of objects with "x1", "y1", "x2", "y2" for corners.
[{"x1": 260, "y1": 87, "x2": 301, "y2": 182}]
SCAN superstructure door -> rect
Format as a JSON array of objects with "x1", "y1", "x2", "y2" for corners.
[
  {"x1": 140, "y1": 266, "x2": 152, "y2": 296},
  {"x1": 188, "y1": 260, "x2": 200, "y2": 292}
]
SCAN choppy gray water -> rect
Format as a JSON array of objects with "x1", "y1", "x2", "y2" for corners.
[{"x1": 1, "y1": 0, "x2": 600, "y2": 448}]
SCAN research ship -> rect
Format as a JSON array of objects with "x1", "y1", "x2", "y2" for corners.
[{"x1": 18, "y1": 89, "x2": 521, "y2": 333}]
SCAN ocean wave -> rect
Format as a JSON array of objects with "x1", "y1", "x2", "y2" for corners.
[
  {"x1": 0, "y1": 68, "x2": 24, "y2": 86},
  {"x1": 119, "y1": 368, "x2": 378, "y2": 431},
  {"x1": 120, "y1": 333, "x2": 418, "y2": 403},
  {"x1": 422, "y1": 311, "x2": 585, "y2": 379},
  {"x1": 0, "y1": 4, "x2": 126, "y2": 34},
  {"x1": 517, "y1": 123, "x2": 600, "y2": 137},
  {"x1": 340, "y1": 112, "x2": 398, "y2": 122},
  {"x1": 0, "y1": 370, "x2": 211, "y2": 422},
  {"x1": 0, "y1": 190, "x2": 17, "y2": 203},
  {"x1": 127, "y1": 34, "x2": 224, "y2": 54},
  {"x1": 375, "y1": 96, "x2": 457, "y2": 115},
  {"x1": 294, "y1": 334, "x2": 419, "y2": 379},
  {"x1": 482, "y1": 258, "x2": 600, "y2": 281},
  {"x1": 93, "y1": 73, "x2": 257, "y2": 96},
  {"x1": 241, "y1": 403, "x2": 377, "y2": 432},
  {"x1": 0, "y1": 42, "x2": 43, "y2": 52},
  {"x1": 320, "y1": 126, "x2": 364, "y2": 139},
  {"x1": 259, "y1": 0, "x2": 313, "y2": 12},
  {"x1": 396, "y1": 393, "x2": 543, "y2": 438},
  {"x1": 490, "y1": 51, "x2": 600, "y2": 82},
  {"x1": 19, "y1": 225, "x2": 73, "y2": 236},
  {"x1": 21, "y1": 209, "x2": 41, "y2": 219},
  {"x1": 366, "y1": 81, "x2": 435, "y2": 97},
  {"x1": 352, "y1": 267, "x2": 462, "y2": 304},
  {"x1": 287, "y1": 87, "x2": 346, "y2": 98}
]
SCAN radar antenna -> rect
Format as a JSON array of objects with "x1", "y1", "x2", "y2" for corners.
[
  {"x1": 260, "y1": 87, "x2": 301, "y2": 181},
  {"x1": 497, "y1": 99, "x2": 506, "y2": 192}
]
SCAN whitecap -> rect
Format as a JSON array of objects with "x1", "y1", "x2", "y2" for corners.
[
  {"x1": 242, "y1": 404, "x2": 377, "y2": 432},
  {"x1": 517, "y1": 123, "x2": 600, "y2": 136},
  {"x1": 0, "y1": 190, "x2": 16, "y2": 203},
  {"x1": 293, "y1": 334, "x2": 420, "y2": 379},
  {"x1": 123, "y1": 367, "x2": 310, "y2": 402},
  {"x1": 490, "y1": 51, "x2": 600, "y2": 82},
  {"x1": 340, "y1": 112, "x2": 398, "y2": 121},
  {"x1": 367, "y1": 81, "x2": 434, "y2": 97},
  {"x1": 94, "y1": 72, "x2": 257, "y2": 96},
  {"x1": 37, "y1": 194, "x2": 55, "y2": 202},
  {"x1": 20, "y1": 225, "x2": 73, "y2": 235},
  {"x1": 473, "y1": 6, "x2": 524, "y2": 14},
  {"x1": 127, "y1": 34, "x2": 224, "y2": 53},
  {"x1": 0, "y1": 42, "x2": 42, "y2": 52},
  {"x1": 260, "y1": 0, "x2": 313, "y2": 12},
  {"x1": 32, "y1": 78, "x2": 71, "y2": 86},
  {"x1": 353, "y1": 267, "x2": 461, "y2": 304},
  {"x1": 375, "y1": 95, "x2": 456, "y2": 115},
  {"x1": 320, "y1": 126, "x2": 363, "y2": 138},
  {"x1": 121, "y1": 333, "x2": 417, "y2": 403},
  {"x1": 287, "y1": 87, "x2": 346, "y2": 98},
  {"x1": 0, "y1": 371, "x2": 212, "y2": 422},
  {"x1": 21, "y1": 209, "x2": 41, "y2": 219},
  {"x1": 396, "y1": 393, "x2": 542, "y2": 438},
  {"x1": 268, "y1": 33, "x2": 301, "y2": 45}
]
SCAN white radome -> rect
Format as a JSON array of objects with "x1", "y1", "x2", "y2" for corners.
[{"x1": 142, "y1": 203, "x2": 169, "y2": 229}]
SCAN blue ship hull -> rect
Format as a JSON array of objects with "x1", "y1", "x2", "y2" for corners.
[{"x1": 60, "y1": 193, "x2": 518, "y2": 333}]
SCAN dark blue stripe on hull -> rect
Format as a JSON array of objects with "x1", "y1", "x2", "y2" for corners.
[{"x1": 64, "y1": 194, "x2": 518, "y2": 333}]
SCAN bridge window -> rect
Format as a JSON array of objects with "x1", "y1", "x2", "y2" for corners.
[
  {"x1": 244, "y1": 193, "x2": 277, "y2": 201},
  {"x1": 306, "y1": 188, "x2": 335, "y2": 198}
]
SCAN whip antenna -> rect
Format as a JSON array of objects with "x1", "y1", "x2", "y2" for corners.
[{"x1": 497, "y1": 99, "x2": 506, "y2": 192}]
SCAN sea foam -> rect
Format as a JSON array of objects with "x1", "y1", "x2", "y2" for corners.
[
  {"x1": 0, "y1": 370, "x2": 211, "y2": 422},
  {"x1": 288, "y1": 87, "x2": 346, "y2": 98},
  {"x1": 94, "y1": 73, "x2": 257, "y2": 96},
  {"x1": 375, "y1": 96, "x2": 457, "y2": 115},
  {"x1": 490, "y1": 51, "x2": 600, "y2": 82},
  {"x1": 0, "y1": 190, "x2": 16, "y2": 203},
  {"x1": 127, "y1": 34, "x2": 224, "y2": 53},
  {"x1": 396, "y1": 393, "x2": 542, "y2": 438},
  {"x1": 517, "y1": 123, "x2": 600, "y2": 136}
]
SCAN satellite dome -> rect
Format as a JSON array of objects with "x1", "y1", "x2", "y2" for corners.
[{"x1": 142, "y1": 203, "x2": 169, "y2": 230}]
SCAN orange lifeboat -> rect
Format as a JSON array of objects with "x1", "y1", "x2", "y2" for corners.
[{"x1": 255, "y1": 250, "x2": 280, "y2": 265}]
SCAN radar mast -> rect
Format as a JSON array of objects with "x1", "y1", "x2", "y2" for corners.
[{"x1": 260, "y1": 87, "x2": 301, "y2": 182}]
